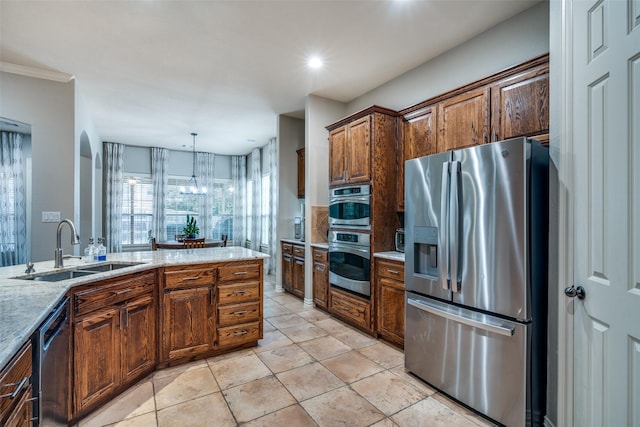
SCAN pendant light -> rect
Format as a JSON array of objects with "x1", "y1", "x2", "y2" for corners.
[{"x1": 180, "y1": 132, "x2": 207, "y2": 195}]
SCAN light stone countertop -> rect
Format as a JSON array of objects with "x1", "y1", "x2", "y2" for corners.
[
  {"x1": 0, "y1": 246, "x2": 268, "y2": 369},
  {"x1": 374, "y1": 251, "x2": 405, "y2": 262},
  {"x1": 310, "y1": 242, "x2": 329, "y2": 250},
  {"x1": 280, "y1": 237, "x2": 305, "y2": 245}
]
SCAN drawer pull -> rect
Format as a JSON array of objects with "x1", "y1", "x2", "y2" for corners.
[
  {"x1": 233, "y1": 330, "x2": 248, "y2": 336},
  {"x1": 386, "y1": 269, "x2": 400, "y2": 275},
  {"x1": 233, "y1": 271, "x2": 248, "y2": 275},
  {"x1": 181, "y1": 276, "x2": 201, "y2": 281},
  {"x1": 232, "y1": 310, "x2": 248, "y2": 315},
  {"x1": 342, "y1": 306, "x2": 349, "y2": 311},
  {"x1": 233, "y1": 290, "x2": 247, "y2": 295},
  {"x1": 0, "y1": 377, "x2": 28, "y2": 399},
  {"x1": 116, "y1": 288, "x2": 132, "y2": 295}
]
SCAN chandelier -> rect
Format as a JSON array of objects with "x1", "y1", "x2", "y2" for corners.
[{"x1": 180, "y1": 132, "x2": 207, "y2": 195}]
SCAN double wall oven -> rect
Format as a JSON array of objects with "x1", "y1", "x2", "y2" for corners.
[{"x1": 328, "y1": 185, "x2": 372, "y2": 298}]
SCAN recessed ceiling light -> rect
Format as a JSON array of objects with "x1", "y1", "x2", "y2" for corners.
[{"x1": 308, "y1": 56, "x2": 323, "y2": 69}]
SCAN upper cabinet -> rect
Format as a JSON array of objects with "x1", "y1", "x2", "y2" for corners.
[
  {"x1": 329, "y1": 115, "x2": 372, "y2": 186},
  {"x1": 398, "y1": 54, "x2": 549, "y2": 212},
  {"x1": 296, "y1": 148, "x2": 305, "y2": 199},
  {"x1": 437, "y1": 87, "x2": 490, "y2": 151},
  {"x1": 489, "y1": 62, "x2": 549, "y2": 142}
]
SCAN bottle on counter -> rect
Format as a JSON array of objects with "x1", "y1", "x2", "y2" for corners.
[
  {"x1": 96, "y1": 238, "x2": 107, "y2": 261},
  {"x1": 84, "y1": 238, "x2": 95, "y2": 263}
]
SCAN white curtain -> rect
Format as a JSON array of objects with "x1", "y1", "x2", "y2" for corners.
[
  {"x1": 151, "y1": 147, "x2": 168, "y2": 242},
  {"x1": 103, "y1": 142, "x2": 124, "y2": 253},
  {"x1": 0, "y1": 132, "x2": 26, "y2": 266},
  {"x1": 196, "y1": 152, "x2": 215, "y2": 239},
  {"x1": 267, "y1": 138, "x2": 278, "y2": 274},
  {"x1": 250, "y1": 148, "x2": 262, "y2": 251},
  {"x1": 231, "y1": 155, "x2": 246, "y2": 246}
]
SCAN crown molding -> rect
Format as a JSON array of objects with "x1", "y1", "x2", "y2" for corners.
[{"x1": 0, "y1": 62, "x2": 74, "y2": 83}]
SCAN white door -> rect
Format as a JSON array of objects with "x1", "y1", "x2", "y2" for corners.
[{"x1": 570, "y1": 0, "x2": 640, "y2": 425}]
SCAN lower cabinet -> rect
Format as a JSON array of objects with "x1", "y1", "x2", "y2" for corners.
[
  {"x1": 0, "y1": 342, "x2": 32, "y2": 427},
  {"x1": 330, "y1": 287, "x2": 373, "y2": 332},
  {"x1": 282, "y1": 243, "x2": 293, "y2": 293},
  {"x1": 375, "y1": 258, "x2": 405, "y2": 347},
  {"x1": 281, "y1": 240, "x2": 305, "y2": 300},
  {"x1": 72, "y1": 271, "x2": 157, "y2": 416},
  {"x1": 312, "y1": 247, "x2": 329, "y2": 310}
]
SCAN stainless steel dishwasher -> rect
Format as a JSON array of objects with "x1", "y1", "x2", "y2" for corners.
[{"x1": 34, "y1": 296, "x2": 70, "y2": 426}]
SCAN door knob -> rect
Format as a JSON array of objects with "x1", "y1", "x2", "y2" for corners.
[{"x1": 564, "y1": 285, "x2": 586, "y2": 300}]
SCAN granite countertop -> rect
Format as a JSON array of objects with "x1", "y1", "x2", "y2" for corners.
[
  {"x1": 0, "y1": 246, "x2": 268, "y2": 369},
  {"x1": 374, "y1": 251, "x2": 405, "y2": 262},
  {"x1": 310, "y1": 242, "x2": 329, "y2": 250},
  {"x1": 280, "y1": 237, "x2": 305, "y2": 245}
]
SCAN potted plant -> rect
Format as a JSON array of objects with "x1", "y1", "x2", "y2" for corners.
[{"x1": 182, "y1": 214, "x2": 200, "y2": 239}]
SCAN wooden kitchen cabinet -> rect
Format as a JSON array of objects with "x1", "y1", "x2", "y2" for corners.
[
  {"x1": 328, "y1": 126, "x2": 348, "y2": 186},
  {"x1": 281, "y1": 242, "x2": 293, "y2": 293},
  {"x1": 375, "y1": 258, "x2": 405, "y2": 347},
  {"x1": 312, "y1": 247, "x2": 329, "y2": 310},
  {"x1": 297, "y1": 148, "x2": 305, "y2": 199},
  {"x1": 292, "y1": 244, "x2": 305, "y2": 299},
  {"x1": 490, "y1": 62, "x2": 549, "y2": 142},
  {"x1": 330, "y1": 287, "x2": 372, "y2": 332},
  {"x1": 397, "y1": 105, "x2": 437, "y2": 211},
  {"x1": 0, "y1": 342, "x2": 33, "y2": 427},
  {"x1": 437, "y1": 86, "x2": 490, "y2": 152},
  {"x1": 72, "y1": 271, "x2": 156, "y2": 416},
  {"x1": 161, "y1": 265, "x2": 216, "y2": 363},
  {"x1": 217, "y1": 261, "x2": 263, "y2": 348}
]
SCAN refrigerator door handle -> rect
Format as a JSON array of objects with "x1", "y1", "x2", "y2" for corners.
[
  {"x1": 407, "y1": 297, "x2": 516, "y2": 337},
  {"x1": 440, "y1": 161, "x2": 451, "y2": 290},
  {"x1": 449, "y1": 160, "x2": 462, "y2": 292}
]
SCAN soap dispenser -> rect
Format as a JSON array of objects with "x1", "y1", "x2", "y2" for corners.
[{"x1": 84, "y1": 238, "x2": 95, "y2": 263}]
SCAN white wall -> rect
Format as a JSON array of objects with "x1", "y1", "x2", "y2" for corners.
[
  {"x1": 275, "y1": 115, "x2": 305, "y2": 291},
  {"x1": 347, "y1": 2, "x2": 550, "y2": 114},
  {"x1": 0, "y1": 71, "x2": 76, "y2": 262}
]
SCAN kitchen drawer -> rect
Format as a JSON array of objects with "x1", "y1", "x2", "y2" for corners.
[
  {"x1": 218, "y1": 263, "x2": 260, "y2": 283},
  {"x1": 218, "y1": 301, "x2": 261, "y2": 327},
  {"x1": 282, "y1": 243, "x2": 293, "y2": 255},
  {"x1": 218, "y1": 282, "x2": 260, "y2": 305},
  {"x1": 330, "y1": 288, "x2": 371, "y2": 330},
  {"x1": 312, "y1": 247, "x2": 328, "y2": 262},
  {"x1": 376, "y1": 259, "x2": 405, "y2": 282},
  {"x1": 75, "y1": 271, "x2": 155, "y2": 316},
  {"x1": 217, "y1": 322, "x2": 261, "y2": 348},
  {"x1": 163, "y1": 267, "x2": 215, "y2": 290},
  {"x1": 0, "y1": 341, "x2": 31, "y2": 422},
  {"x1": 293, "y1": 244, "x2": 305, "y2": 258}
]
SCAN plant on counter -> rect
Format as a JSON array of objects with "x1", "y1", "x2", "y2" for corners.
[{"x1": 182, "y1": 214, "x2": 200, "y2": 238}]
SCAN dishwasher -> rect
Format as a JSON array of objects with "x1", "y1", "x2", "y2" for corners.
[{"x1": 33, "y1": 296, "x2": 70, "y2": 427}]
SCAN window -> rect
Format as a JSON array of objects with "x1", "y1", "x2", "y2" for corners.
[
  {"x1": 261, "y1": 173, "x2": 270, "y2": 246},
  {"x1": 211, "y1": 179, "x2": 234, "y2": 240},
  {"x1": 246, "y1": 179, "x2": 253, "y2": 243},
  {"x1": 122, "y1": 175, "x2": 153, "y2": 245},
  {"x1": 165, "y1": 177, "x2": 200, "y2": 239}
]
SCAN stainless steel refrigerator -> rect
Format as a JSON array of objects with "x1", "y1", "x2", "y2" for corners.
[{"x1": 404, "y1": 137, "x2": 548, "y2": 427}]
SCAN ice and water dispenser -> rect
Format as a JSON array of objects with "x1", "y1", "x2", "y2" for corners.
[{"x1": 412, "y1": 226, "x2": 439, "y2": 277}]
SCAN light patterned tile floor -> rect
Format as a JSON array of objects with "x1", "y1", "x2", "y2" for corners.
[{"x1": 78, "y1": 275, "x2": 496, "y2": 427}]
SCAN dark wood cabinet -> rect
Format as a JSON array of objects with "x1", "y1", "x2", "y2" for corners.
[
  {"x1": 297, "y1": 148, "x2": 305, "y2": 199},
  {"x1": 312, "y1": 247, "x2": 329, "y2": 310},
  {"x1": 490, "y1": 63, "x2": 549, "y2": 142},
  {"x1": 437, "y1": 86, "x2": 490, "y2": 152},
  {"x1": 330, "y1": 287, "x2": 373, "y2": 332},
  {"x1": 281, "y1": 241, "x2": 305, "y2": 300},
  {"x1": 329, "y1": 115, "x2": 372, "y2": 186},
  {"x1": 375, "y1": 258, "x2": 405, "y2": 347},
  {"x1": 72, "y1": 271, "x2": 156, "y2": 416},
  {"x1": 281, "y1": 242, "x2": 293, "y2": 293},
  {"x1": 161, "y1": 266, "x2": 216, "y2": 363},
  {"x1": 328, "y1": 126, "x2": 348, "y2": 186},
  {"x1": 0, "y1": 342, "x2": 33, "y2": 427}
]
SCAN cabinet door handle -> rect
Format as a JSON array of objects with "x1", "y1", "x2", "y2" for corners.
[
  {"x1": 232, "y1": 310, "x2": 247, "y2": 315},
  {"x1": 342, "y1": 306, "x2": 349, "y2": 311},
  {"x1": 0, "y1": 377, "x2": 28, "y2": 399},
  {"x1": 233, "y1": 330, "x2": 248, "y2": 336},
  {"x1": 233, "y1": 290, "x2": 247, "y2": 295},
  {"x1": 116, "y1": 288, "x2": 132, "y2": 295},
  {"x1": 315, "y1": 265, "x2": 325, "y2": 272},
  {"x1": 181, "y1": 276, "x2": 201, "y2": 281},
  {"x1": 233, "y1": 271, "x2": 247, "y2": 275},
  {"x1": 387, "y1": 269, "x2": 400, "y2": 275},
  {"x1": 493, "y1": 130, "x2": 498, "y2": 142},
  {"x1": 125, "y1": 308, "x2": 129, "y2": 328}
]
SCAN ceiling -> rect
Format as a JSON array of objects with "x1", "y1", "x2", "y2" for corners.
[{"x1": 0, "y1": 0, "x2": 539, "y2": 155}]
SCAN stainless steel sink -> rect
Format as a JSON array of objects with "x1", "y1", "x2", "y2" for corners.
[
  {"x1": 20, "y1": 269, "x2": 98, "y2": 282},
  {"x1": 77, "y1": 262, "x2": 143, "y2": 273},
  {"x1": 13, "y1": 262, "x2": 143, "y2": 282}
]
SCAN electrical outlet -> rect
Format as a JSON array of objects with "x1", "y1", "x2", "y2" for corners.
[{"x1": 42, "y1": 211, "x2": 61, "y2": 223}]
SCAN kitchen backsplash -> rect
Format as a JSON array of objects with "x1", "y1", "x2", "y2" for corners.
[{"x1": 310, "y1": 205, "x2": 329, "y2": 243}]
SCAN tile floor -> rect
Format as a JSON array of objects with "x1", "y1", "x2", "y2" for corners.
[{"x1": 78, "y1": 276, "x2": 496, "y2": 427}]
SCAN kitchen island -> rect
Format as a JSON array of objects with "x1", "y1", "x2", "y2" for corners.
[{"x1": 0, "y1": 247, "x2": 268, "y2": 424}]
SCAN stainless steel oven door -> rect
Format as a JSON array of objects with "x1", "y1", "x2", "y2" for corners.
[
  {"x1": 329, "y1": 242, "x2": 371, "y2": 297},
  {"x1": 328, "y1": 196, "x2": 371, "y2": 228}
]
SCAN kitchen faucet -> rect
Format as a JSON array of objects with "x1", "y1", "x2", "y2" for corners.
[{"x1": 54, "y1": 219, "x2": 80, "y2": 268}]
